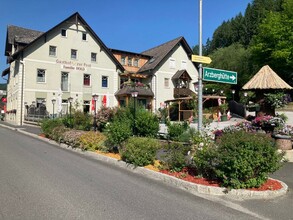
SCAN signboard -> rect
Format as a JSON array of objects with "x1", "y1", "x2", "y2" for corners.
[
  {"x1": 203, "y1": 67, "x2": 237, "y2": 84},
  {"x1": 191, "y1": 55, "x2": 212, "y2": 64}
]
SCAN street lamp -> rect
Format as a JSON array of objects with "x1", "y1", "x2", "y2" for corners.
[
  {"x1": 244, "y1": 92, "x2": 248, "y2": 106},
  {"x1": 68, "y1": 97, "x2": 73, "y2": 128},
  {"x1": 92, "y1": 94, "x2": 99, "y2": 131},
  {"x1": 131, "y1": 90, "x2": 138, "y2": 135},
  {"x1": 52, "y1": 98, "x2": 56, "y2": 119},
  {"x1": 232, "y1": 90, "x2": 235, "y2": 100},
  {"x1": 220, "y1": 90, "x2": 224, "y2": 96}
]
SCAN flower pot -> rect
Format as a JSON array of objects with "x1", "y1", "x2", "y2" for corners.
[
  {"x1": 221, "y1": 115, "x2": 228, "y2": 121},
  {"x1": 272, "y1": 134, "x2": 292, "y2": 150}
]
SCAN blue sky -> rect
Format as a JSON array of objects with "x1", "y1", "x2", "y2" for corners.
[{"x1": 0, "y1": 0, "x2": 252, "y2": 83}]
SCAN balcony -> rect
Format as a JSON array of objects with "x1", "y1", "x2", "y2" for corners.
[
  {"x1": 173, "y1": 88, "x2": 196, "y2": 98},
  {"x1": 115, "y1": 83, "x2": 154, "y2": 97}
]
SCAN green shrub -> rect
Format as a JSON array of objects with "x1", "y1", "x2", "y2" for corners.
[
  {"x1": 51, "y1": 125, "x2": 69, "y2": 142},
  {"x1": 105, "y1": 118, "x2": 132, "y2": 148},
  {"x1": 193, "y1": 143, "x2": 218, "y2": 179},
  {"x1": 161, "y1": 142, "x2": 191, "y2": 172},
  {"x1": 135, "y1": 109, "x2": 159, "y2": 137},
  {"x1": 71, "y1": 110, "x2": 92, "y2": 131},
  {"x1": 79, "y1": 131, "x2": 107, "y2": 151},
  {"x1": 167, "y1": 122, "x2": 189, "y2": 141},
  {"x1": 193, "y1": 131, "x2": 284, "y2": 189},
  {"x1": 120, "y1": 137, "x2": 160, "y2": 167},
  {"x1": 41, "y1": 119, "x2": 64, "y2": 138}
]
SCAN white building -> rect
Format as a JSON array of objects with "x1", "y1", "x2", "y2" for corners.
[{"x1": 2, "y1": 12, "x2": 198, "y2": 125}]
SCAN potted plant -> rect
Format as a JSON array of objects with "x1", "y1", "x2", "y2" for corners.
[
  {"x1": 220, "y1": 103, "x2": 228, "y2": 121},
  {"x1": 272, "y1": 124, "x2": 293, "y2": 150}
]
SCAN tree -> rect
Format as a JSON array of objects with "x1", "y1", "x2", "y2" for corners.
[
  {"x1": 209, "y1": 43, "x2": 253, "y2": 88},
  {"x1": 250, "y1": 0, "x2": 293, "y2": 84}
]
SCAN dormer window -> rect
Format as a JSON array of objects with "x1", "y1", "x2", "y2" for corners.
[{"x1": 61, "y1": 29, "x2": 67, "y2": 37}]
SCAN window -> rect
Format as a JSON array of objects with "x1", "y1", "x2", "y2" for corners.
[
  {"x1": 91, "y1": 53, "x2": 97, "y2": 62},
  {"x1": 61, "y1": 99, "x2": 68, "y2": 114},
  {"x1": 121, "y1": 56, "x2": 126, "y2": 65},
  {"x1": 102, "y1": 76, "x2": 108, "y2": 88},
  {"x1": 83, "y1": 101, "x2": 90, "y2": 113},
  {"x1": 181, "y1": 60, "x2": 187, "y2": 69},
  {"x1": 134, "y1": 58, "x2": 139, "y2": 67},
  {"x1": 37, "y1": 69, "x2": 46, "y2": 82},
  {"x1": 169, "y1": 58, "x2": 176, "y2": 69},
  {"x1": 82, "y1": 33, "x2": 87, "y2": 41},
  {"x1": 61, "y1": 29, "x2": 67, "y2": 37},
  {"x1": 71, "y1": 49, "x2": 77, "y2": 59},
  {"x1": 83, "y1": 74, "x2": 91, "y2": 86},
  {"x1": 61, "y1": 72, "x2": 69, "y2": 91},
  {"x1": 164, "y1": 78, "x2": 169, "y2": 88},
  {"x1": 128, "y1": 57, "x2": 132, "y2": 66},
  {"x1": 49, "y1": 46, "x2": 56, "y2": 56},
  {"x1": 36, "y1": 98, "x2": 45, "y2": 108}
]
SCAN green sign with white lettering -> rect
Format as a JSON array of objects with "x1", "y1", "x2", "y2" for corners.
[{"x1": 203, "y1": 67, "x2": 237, "y2": 84}]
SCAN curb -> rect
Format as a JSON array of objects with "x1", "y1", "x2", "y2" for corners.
[
  {"x1": 58, "y1": 143, "x2": 289, "y2": 199},
  {"x1": 1, "y1": 124, "x2": 289, "y2": 200}
]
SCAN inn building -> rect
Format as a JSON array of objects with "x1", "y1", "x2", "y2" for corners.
[{"x1": 2, "y1": 12, "x2": 198, "y2": 125}]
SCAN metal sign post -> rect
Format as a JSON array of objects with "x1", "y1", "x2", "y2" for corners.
[{"x1": 198, "y1": 0, "x2": 203, "y2": 132}]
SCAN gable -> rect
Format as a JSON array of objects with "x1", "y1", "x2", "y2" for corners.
[
  {"x1": 9, "y1": 12, "x2": 124, "y2": 72},
  {"x1": 138, "y1": 36, "x2": 193, "y2": 73}
]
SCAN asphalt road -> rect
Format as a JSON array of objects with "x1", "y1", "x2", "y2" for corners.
[{"x1": 0, "y1": 127, "x2": 263, "y2": 220}]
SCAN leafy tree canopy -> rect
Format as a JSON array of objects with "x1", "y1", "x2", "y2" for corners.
[{"x1": 250, "y1": 0, "x2": 293, "y2": 83}]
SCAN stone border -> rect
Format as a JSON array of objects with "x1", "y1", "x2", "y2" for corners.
[{"x1": 0, "y1": 124, "x2": 289, "y2": 200}]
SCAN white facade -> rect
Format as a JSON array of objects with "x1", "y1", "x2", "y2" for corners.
[
  {"x1": 5, "y1": 14, "x2": 123, "y2": 125},
  {"x1": 151, "y1": 44, "x2": 198, "y2": 110},
  {"x1": 4, "y1": 13, "x2": 198, "y2": 125}
]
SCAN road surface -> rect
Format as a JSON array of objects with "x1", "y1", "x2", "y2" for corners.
[{"x1": 0, "y1": 127, "x2": 261, "y2": 220}]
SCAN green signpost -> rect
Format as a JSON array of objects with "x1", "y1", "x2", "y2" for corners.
[{"x1": 203, "y1": 67, "x2": 237, "y2": 84}]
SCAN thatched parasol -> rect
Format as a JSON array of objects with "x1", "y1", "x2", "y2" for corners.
[{"x1": 242, "y1": 65, "x2": 292, "y2": 90}]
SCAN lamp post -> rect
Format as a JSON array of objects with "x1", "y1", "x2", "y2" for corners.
[
  {"x1": 131, "y1": 90, "x2": 138, "y2": 135},
  {"x1": 244, "y1": 92, "x2": 248, "y2": 106},
  {"x1": 68, "y1": 97, "x2": 73, "y2": 128},
  {"x1": 92, "y1": 94, "x2": 99, "y2": 131},
  {"x1": 232, "y1": 90, "x2": 235, "y2": 101},
  {"x1": 52, "y1": 98, "x2": 56, "y2": 119}
]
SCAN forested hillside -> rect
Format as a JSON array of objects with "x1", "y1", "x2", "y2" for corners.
[{"x1": 194, "y1": 0, "x2": 293, "y2": 92}]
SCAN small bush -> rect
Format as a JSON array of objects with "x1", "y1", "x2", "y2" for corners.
[
  {"x1": 62, "y1": 130, "x2": 86, "y2": 148},
  {"x1": 72, "y1": 110, "x2": 92, "y2": 131},
  {"x1": 79, "y1": 131, "x2": 107, "y2": 151},
  {"x1": 167, "y1": 122, "x2": 189, "y2": 141},
  {"x1": 105, "y1": 118, "x2": 132, "y2": 148},
  {"x1": 120, "y1": 137, "x2": 160, "y2": 167},
  {"x1": 135, "y1": 109, "x2": 159, "y2": 137},
  {"x1": 193, "y1": 131, "x2": 285, "y2": 189},
  {"x1": 96, "y1": 107, "x2": 117, "y2": 132},
  {"x1": 51, "y1": 125, "x2": 69, "y2": 142},
  {"x1": 41, "y1": 119, "x2": 64, "y2": 138},
  {"x1": 161, "y1": 142, "x2": 191, "y2": 172}
]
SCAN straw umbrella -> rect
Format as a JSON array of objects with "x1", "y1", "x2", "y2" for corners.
[{"x1": 242, "y1": 65, "x2": 292, "y2": 115}]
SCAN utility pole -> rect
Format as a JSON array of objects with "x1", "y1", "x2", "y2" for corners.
[{"x1": 198, "y1": 0, "x2": 203, "y2": 131}]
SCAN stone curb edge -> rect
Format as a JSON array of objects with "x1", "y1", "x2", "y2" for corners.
[{"x1": 1, "y1": 124, "x2": 289, "y2": 200}]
